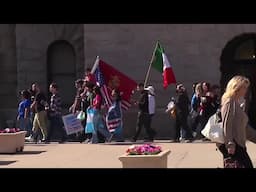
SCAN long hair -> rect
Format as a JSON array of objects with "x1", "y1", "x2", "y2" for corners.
[
  {"x1": 195, "y1": 83, "x2": 203, "y2": 97},
  {"x1": 221, "y1": 75, "x2": 250, "y2": 105}
]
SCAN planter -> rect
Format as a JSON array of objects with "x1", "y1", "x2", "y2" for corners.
[
  {"x1": 119, "y1": 150, "x2": 171, "y2": 168},
  {"x1": 0, "y1": 131, "x2": 26, "y2": 153}
]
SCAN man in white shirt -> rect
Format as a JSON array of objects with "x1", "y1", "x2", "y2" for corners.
[{"x1": 145, "y1": 86, "x2": 156, "y2": 141}]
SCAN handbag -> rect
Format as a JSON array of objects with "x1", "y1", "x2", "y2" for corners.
[
  {"x1": 201, "y1": 113, "x2": 224, "y2": 143},
  {"x1": 166, "y1": 100, "x2": 176, "y2": 119},
  {"x1": 224, "y1": 157, "x2": 245, "y2": 168},
  {"x1": 77, "y1": 101, "x2": 86, "y2": 121},
  {"x1": 77, "y1": 111, "x2": 86, "y2": 121},
  {"x1": 201, "y1": 101, "x2": 237, "y2": 143}
]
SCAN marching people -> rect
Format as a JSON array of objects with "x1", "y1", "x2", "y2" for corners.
[
  {"x1": 84, "y1": 67, "x2": 96, "y2": 85},
  {"x1": 132, "y1": 83, "x2": 156, "y2": 142},
  {"x1": 82, "y1": 81, "x2": 95, "y2": 143},
  {"x1": 46, "y1": 83, "x2": 67, "y2": 143},
  {"x1": 69, "y1": 79, "x2": 84, "y2": 114},
  {"x1": 28, "y1": 82, "x2": 41, "y2": 139},
  {"x1": 145, "y1": 85, "x2": 156, "y2": 140},
  {"x1": 217, "y1": 75, "x2": 256, "y2": 168},
  {"x1": 86, "y1": 85, "x2": 111, "y2": 144},
  {"x1": 174, "y1": 84, "x2": 193, "y2": 142},
  {"x1": 17, "y1": 90, "x2": 32, "y2": 136},
  {"x1": 27, "y1": 83, "x2": 48, "y2": 143},
  {"x1": 69, "y1": 79, "x2": 85, "y2": 141},
  {"x1": 106, "y1": 89, "x2": 124, "y2": 142},
  {"x1": 190, "y1": 83, "x2": 203, "y2": 137}
]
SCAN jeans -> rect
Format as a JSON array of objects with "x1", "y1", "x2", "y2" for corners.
[
  {"x1": 18, "y1": 118, "x2": 32, "y2": 136},
  {"x1": 91, "y1": 110, "x2": 111, "y2": 143},
  {"x1": 112, "y1": 124, "x2": 124, "y2": 141},
  {"x1": 175, "y1": 113, "x2": 193, "y2": 140}
]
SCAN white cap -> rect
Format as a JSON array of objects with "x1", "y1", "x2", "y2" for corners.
[{"x1": 145, "y1": 86, "x2": 155, "y2": 95}]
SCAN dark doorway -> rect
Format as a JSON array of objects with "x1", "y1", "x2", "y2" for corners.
[
  {"x1": 220, "y1": 33, "x2": 256, "y2": 129},
  {"x1": 47, "y1": 40, "x2": 76, "y2": 110}
]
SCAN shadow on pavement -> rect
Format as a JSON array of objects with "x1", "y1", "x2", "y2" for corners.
[
  {"x1": 101, "y1": 141, "x2": 145, "y2": 145},
  {"x1": 0, "y1": 161, "x2": 17, "y2": 165},
  {"x1": 14, "y1": 151, "x2": 46, "y2": 155}
]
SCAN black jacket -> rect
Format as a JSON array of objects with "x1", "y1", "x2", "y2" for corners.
[
  {"x1": 175, "y1": 91, "x2": 190, "y2": 116},
  {"x1": 138, "y1": 90, "x2": 149, "y2": 113}
]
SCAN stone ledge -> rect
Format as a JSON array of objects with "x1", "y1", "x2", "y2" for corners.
[
  {"x1": 0, "y1": 131, "x2": 26, "y2": 153},
  {"x1": 119, "y1": 150, "x2": 171, "y2": 168}
]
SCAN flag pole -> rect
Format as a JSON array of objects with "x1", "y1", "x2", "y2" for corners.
[
  {"x1": 143, "y1": 41, "x2": 158, "y2": 88},
  {"x1": 143, "y1": 61, "x2": 152, "y2": 88},
  {"x1": 91, "y1": 56, "x2": 100, "y2": 74}
]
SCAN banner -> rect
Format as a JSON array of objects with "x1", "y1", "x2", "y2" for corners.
[{"x1": 62, "y1": 114, "x2": 84, "y2": 135}]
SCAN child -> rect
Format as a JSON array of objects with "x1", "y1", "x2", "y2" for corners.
[{"x1": 17, "y1": 90, "x2": 32, "y2": 136}]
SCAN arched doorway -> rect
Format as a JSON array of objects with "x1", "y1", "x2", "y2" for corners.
[
  {"x1": 47, "y1": 40, "x2": 76, "y2": 110},
  {"x1": 220, "y1": 33, "x2": 256, "y2": 129}
]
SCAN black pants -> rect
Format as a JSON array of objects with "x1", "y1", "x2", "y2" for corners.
[
  {"x1": 47, "y1": 116, "x2": 67, "y2": 141},
  {"x1": 218, "y1": 143, "x2": 253, "y2": 168},
  {"x1": 175, "y1": 113, "x2": 193, "y2": 140},
  {"x1": 133, "y1": 112, "x2": 155, "y2": 141}
]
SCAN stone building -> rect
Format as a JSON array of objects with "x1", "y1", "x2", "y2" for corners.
[{"x1": 1, "y1": 24, "x2": 256, "y2": 139}]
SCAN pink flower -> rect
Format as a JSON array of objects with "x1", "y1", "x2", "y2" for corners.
[{"x1": 126, "y1": 144, "x2": 162, "y2": 155}]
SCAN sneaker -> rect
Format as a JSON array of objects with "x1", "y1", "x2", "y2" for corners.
[
  {"x1": 41, "y1": 139, "x2": 50, "y2": 144},
  {"x1": 25, "y1": 135, "x2": 34, "y2": 142}
]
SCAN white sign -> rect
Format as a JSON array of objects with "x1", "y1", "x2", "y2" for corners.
[{"x1": 62, "y1": 114, "x2": 84, "y2": 135}]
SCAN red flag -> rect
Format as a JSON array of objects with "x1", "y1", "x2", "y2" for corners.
[{"x1": 95, "y1": 59, "x2": 137, "y2": 110}]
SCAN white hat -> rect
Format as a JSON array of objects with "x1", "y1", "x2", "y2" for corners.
[{"x1": 145, "y1": 86, "x2": 155, "y2": 95}]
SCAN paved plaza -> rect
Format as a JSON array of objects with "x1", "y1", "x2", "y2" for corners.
[{"x1": 0, "y1": 141, "x2": 256, "y2": 168}]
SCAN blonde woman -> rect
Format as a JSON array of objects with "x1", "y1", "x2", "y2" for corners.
[{"x1": 217, "y1": 75, "x2": 256, "y2": 168}]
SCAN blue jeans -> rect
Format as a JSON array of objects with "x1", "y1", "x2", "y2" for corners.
[
  {"x1": 91, "y1": 110, "x2": 111, "y2": 143},
  {"x1": 112, "y1": 124, "x2": 124, "y2": 141},
  {"x1": 18, "y1": 118, "x2": 32, "y2": 136}
]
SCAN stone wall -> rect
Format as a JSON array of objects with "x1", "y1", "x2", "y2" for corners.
[
  {"x1": 16, "y1": 24, "x2": 85, "y2": 94},
  {"x1": 1, "y1": 24, "x2": 85, "y2": 128},
  {"x1": 0, "y1": 24, "x2": 17, "y2": 128}
]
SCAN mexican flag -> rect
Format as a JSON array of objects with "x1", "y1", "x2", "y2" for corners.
[{"x1": 151, "y1": 41, "x2": 176, "y2": 89}]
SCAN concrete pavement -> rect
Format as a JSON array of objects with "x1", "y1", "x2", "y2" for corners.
[{"x1": 1, "y1": 141, "x2": 256, "y2": 168}]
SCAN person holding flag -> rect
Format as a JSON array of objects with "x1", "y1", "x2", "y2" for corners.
[
  {"x1": 86, "y1": 85, "x2": 112, "y2": 144},
  {"x1": 132, "y1": 83, "x2": 156, "y2": 142}
]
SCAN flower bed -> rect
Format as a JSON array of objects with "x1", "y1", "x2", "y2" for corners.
[
  {"x1": 119, "y1": 144, "x2": 170, "y2": 168},
  {"x1": 0, "y1": 128, "x2": 21, "y2": 133},
  {"x1": 126, "y1": 144, "x2": 162, "y2": 155}
]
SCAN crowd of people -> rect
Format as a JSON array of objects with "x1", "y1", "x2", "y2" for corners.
[
  {"x1": 16, "y1": 68, "x2": 157, "y2": 144},
  {"x1": 16, "y1": 71, "x2": 256, "y2": 168},
  {"x1": 166, "y1": 82, "x2": 221, "y2": 143},
  {"x1": 17, "y1": 71, "x2": 222, "y2": 144}
]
